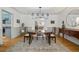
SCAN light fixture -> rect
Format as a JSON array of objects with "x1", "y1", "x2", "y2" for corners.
[{"x1": 32, "y1": 7, "x2": 49, "y2": 18}]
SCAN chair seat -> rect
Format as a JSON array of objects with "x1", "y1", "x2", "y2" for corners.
[
  {"x1": 24, "y1": 34, "x2": 29, "y2": 36},
  {"x1": 21, "y1": 30, "x2": 24, "y2": 33},
  {"x1": 50, "y1": 34, "x2": 56, "y2": 43},
  {"x1": 50, "y1": 34, "x2": 55, "y2": 37}
]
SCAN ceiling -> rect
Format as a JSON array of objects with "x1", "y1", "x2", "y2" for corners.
[
  {"x1": 68, "y1": 9, "x2": 79, "y2": 15},
  {"x1": 12, "y1": 7, "x2": 67, "y2": 15}
]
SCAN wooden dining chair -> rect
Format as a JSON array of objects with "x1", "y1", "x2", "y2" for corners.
[
  {"x1": 50, "y1": 33, "x2": 56, "y2": 43},
  {"x1": 24, "y1": 33, "x2": 29, "y2": 43},
  {"x1": 30, "y1": 32, "x2": 37, "y2": 40}
]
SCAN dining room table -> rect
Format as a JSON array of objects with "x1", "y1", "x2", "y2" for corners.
[{"x1": 24, "y1": 31, "x2": 53, "y2": 45}]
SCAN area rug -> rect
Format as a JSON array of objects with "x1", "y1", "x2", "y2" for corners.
[{"x1": 6, "y1": 37, "x2": 70, "y2": 52}]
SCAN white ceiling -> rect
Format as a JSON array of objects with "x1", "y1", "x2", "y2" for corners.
[
  {"x1": 69, "y1": 9, "x2": 79, "y2": 15},
  {"x1": 12, "y1": 7, "x2": 67, "y2": 15}
]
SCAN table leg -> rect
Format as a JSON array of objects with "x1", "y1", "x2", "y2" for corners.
[
  {"x1": 24, "y1": 36, "x2": 25, "y2": 43},
  {"x1": 29, "y1": 38, "x2": 31, "y2": 45},
  {"x1": 55, "y1": 37, "x2": 56, "y2": 43},
  {"x1": 42, "y1": 35, "x2": 44, "y2": 40},
  {"x1": 37, "y1": 36, "x2": 38, "y2": 40},
  {"x1": 29, "y1": 34, "x2": 32, "y2": 45},
  {"x1": 46, "y1": 36, "x2": 48, "y2": 40},
  {"x1": 48, "y1": 34, "x2": 51, "y2": 45}
]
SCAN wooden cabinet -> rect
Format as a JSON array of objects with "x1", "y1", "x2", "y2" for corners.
[{"x1": 59, "y1": 28, "x2": 79, "y2": 39}]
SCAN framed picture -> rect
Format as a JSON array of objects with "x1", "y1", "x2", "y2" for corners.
[
  {"x1": 17, "y1": 19, "x2": 20, "y2": 23},
  {"x1": 51, "y1": 20, "x2": 55, "y2": 24}
]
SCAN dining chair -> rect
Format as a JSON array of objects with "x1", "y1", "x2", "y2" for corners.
[
  {"x1": 50, "y1": 33, "x2": 56, "y2": 43},
  {"x1": 24, "y1": 33, "x2": 29, "y2": 43}
]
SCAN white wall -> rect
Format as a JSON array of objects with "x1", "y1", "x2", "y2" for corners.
[
  {"x1": 21, "y1": 14, "x2": 61, "y2": 28},
  {"x1": 0, "y1": 8, "x2": 4, "y2": 44},
  {"x1": 0, "y1": 8, "x2": 2, "y2": 37},
  {"x1": 21, "y1": 15, "x2": 34, "y2": 27}
]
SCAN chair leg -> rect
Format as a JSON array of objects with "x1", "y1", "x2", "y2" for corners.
[
  {"x1": 48, "y1": 36, "x2": 51, "y2": 45},
  {"x1": 24, "y1": 37, "x2": 25, "y2": 43},
  {"x1": 51, "y1": 37, "x2": 56, "y2": 43},
  {"x1": 55, "y1": 37, "x2": 56, "y2": 43},
  {"x1": 27, "y1": 37, "x2": 29, "y2": 40},
  {"x1": 37, "y1": 36, "x2": 38, "y2": 40},
  {"x1": 46, "y1": 37, "x2": 47, "y2": 40},
  {"x1": 29, "y1": 36, "x2": 32, "y2": 45},
  {"x1": 31, "y1": 37, "x2": 33, "y2": 40},
  {"x1": 45, "y1": 35, "x2": 47, "y2": 40},
  {"x1": 42, "y1": 36, "x2": 44, "y2": 40},
  {"x1": 48, "y1": 38, "x2": 51, "y2": 45}
]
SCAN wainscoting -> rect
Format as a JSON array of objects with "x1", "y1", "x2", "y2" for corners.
[{"x1": 11, "y1": 27, "x2": 21, "y2": 39}]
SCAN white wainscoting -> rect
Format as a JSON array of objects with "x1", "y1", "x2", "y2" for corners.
[{"x1": 11, "y1": 27, "x2": 21, "y2": 39}]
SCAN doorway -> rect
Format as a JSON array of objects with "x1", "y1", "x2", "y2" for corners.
[
  {"x1": 2, "y1": 10, "x2": 12, "y2": 38},
  {"x1": 35, "y1": 18, "x2": 45, "y2": 32}
]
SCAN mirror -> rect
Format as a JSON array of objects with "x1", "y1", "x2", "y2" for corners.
[{"x1": 66, "y1": 9, "x2": 79, "y2": 27}]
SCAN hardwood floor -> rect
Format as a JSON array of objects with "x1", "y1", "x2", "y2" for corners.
[
  {"x1": 0, "y1": 36, "x2": 11, "y2": 52},
  {"x1": 0, "y1": 35, "x2": 79, "y2": 52},
  {"x1": 0, "y1": 35, "x2": 24, "y2": 52},
  {"x1": 57, "y1": 36, "x2": 79, "y2": 52}
]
